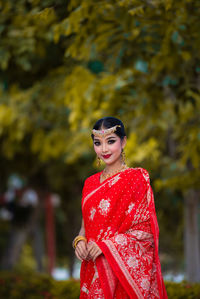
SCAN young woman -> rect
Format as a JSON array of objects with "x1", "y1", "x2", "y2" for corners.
[{"x1": 72, "y1": 117, "x2": 168, "y2": 299}]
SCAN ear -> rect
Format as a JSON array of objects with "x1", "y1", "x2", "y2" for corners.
[{"x1": 121, "y1": 136, "x2": 127, "y2": 149}]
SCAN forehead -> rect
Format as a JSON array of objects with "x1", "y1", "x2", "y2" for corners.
[{"x1": 93, "y1": 133, "x2": 118, "y2": 140}]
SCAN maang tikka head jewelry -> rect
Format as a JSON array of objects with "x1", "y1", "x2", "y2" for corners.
[{"x1": 92, "y1": 125, "x2": 121, "y2": 138}]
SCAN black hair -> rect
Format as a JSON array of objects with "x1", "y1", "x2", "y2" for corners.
[{"x1": 91, "y1": 117, "x2": 126, "y2": 140}]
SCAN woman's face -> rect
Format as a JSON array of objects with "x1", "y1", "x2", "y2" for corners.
[{"x1": 93, "y1": 132, "x2": 126, "y2": 166}]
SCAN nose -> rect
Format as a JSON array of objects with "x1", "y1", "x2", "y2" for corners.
[{"x1": 102, "y1": 141, "x2": 107, "y2": 153}]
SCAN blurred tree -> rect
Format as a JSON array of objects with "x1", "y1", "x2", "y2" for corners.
[{"x1": 0, "y1": 0, "x2": 86, "y2": 275}]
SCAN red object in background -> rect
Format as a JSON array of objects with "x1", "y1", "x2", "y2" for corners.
[
  {"x1": 0, "y1": 195, "x2": 5, "y2": 204},
  {"x1": 45, "y1": 194, "x2": 56, "y2": 274}
]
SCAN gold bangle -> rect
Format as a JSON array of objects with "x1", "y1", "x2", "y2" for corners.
[
  {"x1": 72, "y1": 236, "x2": 87, "y2": 249},
  {"x1": 74, "y1": 236, "x2": 87, "y2": 249}
]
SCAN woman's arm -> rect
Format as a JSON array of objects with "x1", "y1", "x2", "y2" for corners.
[
  {"x1": 74, "y1": 218, "x2": 89, "y2": 261},
  {"x1": 78, "y1": 218, "x2": 85, "y2": 237}
]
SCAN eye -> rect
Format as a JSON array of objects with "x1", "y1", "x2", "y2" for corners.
[
  {"x1": 108, "y1": 139, "x2": 116, "y2": 144},
  {"x1": 94, "y1": 141, "x2": 100, "y2": 146}
]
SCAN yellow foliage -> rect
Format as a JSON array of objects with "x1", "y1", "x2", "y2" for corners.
[
  {"x1": 181, "y1": 51, "x2": 191, "y2": 61},
  {"x1": 64, "y1": 131, "x2": 92, "y2": 164},
  {"x1": 165, "y1": 0, "x2": 173, "y2": 10},
  {"x1": 31, "y1": 130, "x2": 69, "y2": 161},
  {"x1": 31, "y1": 130, "x2": 45, "y2": 154},
  {"x1": 0, "y1": 105, "x2": 14, "y2": 128},
  {"x1": 126, "y1": 133, "x2": 161, "y2": 165},
  {"x1": 128, "y1": 6, "x2": 144, "y2": 16},
  {"x1": 64, "y1": 66, "x2": 97, "y2": 129}
]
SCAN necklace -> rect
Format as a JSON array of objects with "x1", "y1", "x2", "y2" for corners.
[{"x1": 101, "y1": 164, "x2": 129, "y2": 180}]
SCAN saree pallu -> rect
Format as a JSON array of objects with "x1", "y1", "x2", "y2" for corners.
[{"x1": 80, "y1": 167, "x2": 167, "y2": 299}]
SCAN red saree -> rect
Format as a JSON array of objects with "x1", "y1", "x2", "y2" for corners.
[{"x1": 80, "y1": 167, "x2": 168, "y2": 299}]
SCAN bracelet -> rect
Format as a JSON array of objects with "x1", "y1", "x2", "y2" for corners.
[
  {"x1": 73, "y1": 236, "x2": 87, "y2": 249},
  {"x1": 72, "y1": 235, "x2": 87, "y2": 249}
]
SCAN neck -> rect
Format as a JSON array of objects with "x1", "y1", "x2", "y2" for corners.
[{"x1": 104, "y1": 160, "x2": 125, "y2": 174}]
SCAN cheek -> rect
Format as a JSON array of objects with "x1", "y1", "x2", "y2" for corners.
[
  {"x1": 110, "y1": 141, "x2": 121, "y2": 153},
  {"x1": 94, "y1": 145, "x2": 101, "y2": 155}
]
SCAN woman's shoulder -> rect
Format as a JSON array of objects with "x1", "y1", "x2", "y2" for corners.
[
  {"x1": 83, "y1": 171, "x2": 101, "y2": 185},
  {"x1": 82, "y1": 172, "x2": 101, "y2": 197},
  {"x1": 126, "y1": 167, "x2": 150, "y2": 182}
]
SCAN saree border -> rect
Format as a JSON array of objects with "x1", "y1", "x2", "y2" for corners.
[
  {"x1": 140, "y1": 168, "x2": 168, "y2": 298},
  {"x1": 96, "y1": 255, "x2": 117, "y2": 299},
  {"x1": 97, "y1": 239, "x2": 143, "y2": 299},
  {"x1": 82, "y1": 181, "x2": 107, "y2": 209}
]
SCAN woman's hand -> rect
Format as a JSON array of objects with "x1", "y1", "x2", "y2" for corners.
[
  {"x1": 87, "y1": 241, "x2": 102, "y2": 262},
  {"x1": 75, "y1": 240, "x2": 89, "y2": 261}
]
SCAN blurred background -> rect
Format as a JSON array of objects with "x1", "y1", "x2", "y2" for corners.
[{"x1": 0, "y1": 0, "x2": 200, "y2": 297}]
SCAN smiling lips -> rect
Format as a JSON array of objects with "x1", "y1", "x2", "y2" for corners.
[{"x1": 102, "y1": 154, "x2": 112, "y2": 159}]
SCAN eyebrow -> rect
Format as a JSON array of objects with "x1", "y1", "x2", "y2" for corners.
[
  {"x1": 93, "y1": 136, "x2": 116, "y2": 141},
  {"x1": 106, "y1": 136, "x2": 116, "y2": 140}
]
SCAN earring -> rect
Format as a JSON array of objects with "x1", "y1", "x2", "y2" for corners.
[
  {"x1": 121, "y1": 149, "x2": 126, "y2": 164},
  {"x1": 96, "y1": 156, "x2": 101, "y2": 167}
]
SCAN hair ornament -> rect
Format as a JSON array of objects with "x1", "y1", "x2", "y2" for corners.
[{"x1": 92, "y1": 125, "x2": 121, "y2": 137}]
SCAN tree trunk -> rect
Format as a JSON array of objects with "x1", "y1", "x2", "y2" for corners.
[
  {"x1": 1, "y1": 227, "x2": 28, "y2": 270},
  {"x1": 184, "y1": 189, "x2": 200, "y2": 282},
  {"x1": 31, "y1": 224, "x2": 44, "y2": 272},
  {"x1": 69, "y1": 250, "x2": 75, "y2": 278}
]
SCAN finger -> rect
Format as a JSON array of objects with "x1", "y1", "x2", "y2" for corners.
[
  {"x1": 75, "y1": 250, "x2": 83, "y2": 261},
  {"x1": 77, "y1": 240, "x2": 87, "y2": 252},
  {"x1": 88, "y1": 242, "x2": 99, "y2": 251},
  {"x1": 88, "y1": 246, "x2": 97, "y2": 256},
  {"x1": 76, "y1": 245, "x2": 87, "y2": 260},
  {"x1": 88, "y1": 249, "x2": 98, "y2": 260},
  {"x1": 86, "y1": 243, "x2": 92, "y2": 252},
  {"x1": 75, "y1": 246, "x2": 83, "y2": 258},
  {"x1": 76, "y1": 247, "x2": 88, "y2": 260},
  {"x1": 87, "y1": 242, "x2": 96, "y2": 253},
  {"x1": 87, "y1": 241, "x2": 95, "y2": 249},
  {"x1": 88, "y1": 243, "x2": 101, "y2": 256},
  {"x1": 93, "y1": 249, "x2": 102, "y2": 261},
  {"x1": 93, "y1": 247, "x2": 102, "y2": 258},
  {"x1": 76, "y1": 242, "x2": 88, "y2": 259}
]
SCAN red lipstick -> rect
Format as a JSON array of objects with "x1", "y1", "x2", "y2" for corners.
[{"x1": 102, "y1": 154, "x2": 112, "y2": 159}]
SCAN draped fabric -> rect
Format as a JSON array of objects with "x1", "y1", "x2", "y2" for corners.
[{"x1": 80, "y1": 167, "x2": 168, "y2": 299}]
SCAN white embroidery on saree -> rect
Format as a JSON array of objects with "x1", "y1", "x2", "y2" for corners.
[
  {"x1": 140, "y1": 277, "x2": 151, "y2": 291},
  {"x1": 127, "y1": 256, "x2": 139, "y2": 269},
  {"x1": 126, "y1": 202, "x2": 135, "y2": 215},
  {"x1": 89, "y1": 207, "x2": 96, "y2": 220},
  {"x1": 91, "y1": 264, "x2": 99, "y2": 283},
  {"x1": 132, "y1": 195, "x2": 150, "y2": 225},
  {"x1": 87, "y1": 264, "x2": 104, "y2": 299},
  {"x1": 108, "y1": 174, "x2": 121, "y2": 187},
  {"x1": 98, "y1": 198, "x2": 111, "y2": 215},
  {"x1": 150, "y1": 262, "x2": 160, "y2": 297},
  {"x1": 115, "y1": 234, "x2": 128, "y2": 246},
  {"x1": 126, "y1": 229, "x2": 154, "y2": 242},
  {"x1": 97, "y1": 226, "x2": 112, "y2": 241},
  {"x1": 81, "y1": 283, "x2": 89, "y2": 294}
]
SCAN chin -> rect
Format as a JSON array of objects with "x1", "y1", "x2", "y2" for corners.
[
  {"x1": 106, "y1": 159, "x2": 118, "y2": 166},
  {"x1": 103, "y1": 159, "x2": 113, "y2": 165}
]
